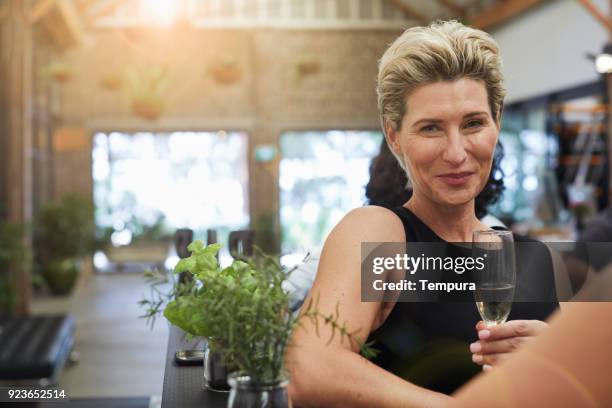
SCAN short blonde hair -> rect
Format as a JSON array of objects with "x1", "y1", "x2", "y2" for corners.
[{"x1": 377, "y1": 20, "x2": 506, "y2": 140}]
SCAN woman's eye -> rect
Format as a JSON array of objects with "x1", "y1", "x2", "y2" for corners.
[
  {"x1": 465, "y1": 120, "x2": 483, "y2": 129},
  {"x1": 420, "y1": 124, "x2": 440, "y2": 133}
]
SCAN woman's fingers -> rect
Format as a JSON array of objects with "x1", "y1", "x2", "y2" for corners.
[
  {"x1": 471, "y1": 352, "x2": 505, "y2": 366},
  {"x1": 475, "y1": 319, "x2": 548, "y2": 341},
  {"x1": 475, "y1": 320, "x2": 488, "y2": 332},
  {"x1": 470, "y1": 336, "x2": 533, "y2": 355},
  {"x1": 470, "y1": 320, "x2": 549, "y2": 367}
]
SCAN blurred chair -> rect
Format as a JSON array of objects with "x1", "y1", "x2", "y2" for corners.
[
  {"x1": 174, "y1": 228, "x2": 194, "y2": 259},
  {"x1": 206, "y1": 229, "x2": 217, "y2": 245},
  {"x1": 174, "y1": 228, "x2": 193, "y2": 284},
  {"x1": 228, "y1": 230, "x2": 255, "y2": 260}
]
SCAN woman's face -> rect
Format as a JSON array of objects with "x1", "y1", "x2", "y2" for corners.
[{"x1": 386, "y1": 78, "x2": 499, "y2": 208}]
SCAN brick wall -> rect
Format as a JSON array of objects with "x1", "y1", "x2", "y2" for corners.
[{"x1": 51, "y1": 27, "x2": 400, "y2": 228}]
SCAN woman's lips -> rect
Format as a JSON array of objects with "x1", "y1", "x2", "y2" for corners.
[{"x1": 437, "y1": 172, "x2": 474, "y2": 185}]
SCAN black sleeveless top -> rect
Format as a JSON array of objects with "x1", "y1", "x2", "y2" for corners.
[{"x1": 365, "y1": 206, "x2": 559, "y2": 394}]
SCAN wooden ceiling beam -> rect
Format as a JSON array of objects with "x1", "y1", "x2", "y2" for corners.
[
  {"x1": 86, "y1": 0, "x2": 129, "y2": 21},
  {"x1": 576, "y1": 0, "x2": 612, "y2": 32},
  {"x1": 42, "y1": 11, "x2": 73, "y2": 49},
  {"x1": 29, "y1": 0, "x2": 85, "y2": 50},
  {"x1": 56, "y1": 0, "x2": 85, "y2": 47},
  {"x1": 435, "y1": 0, "x2": 466, "y2": 18},
  {"x1": 76, "y1": 0, "x2": 101, "y2": 14},
  {"x1": 387, "y1": 0, "x2": 430, "y2": 25},
  {"x1": 471, "y1": 0, "x2": 549, "y2": 30},
  {"x1": 29, "y1": 0, "x2": 57, "y2": 24}
]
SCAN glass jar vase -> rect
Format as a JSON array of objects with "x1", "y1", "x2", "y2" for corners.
[
  {"x1": 203, "y1": 348, "x2": 230, "y2": 392},
  {"x1": 227, "y1": 373, "x2": 291, "y2": 408}
]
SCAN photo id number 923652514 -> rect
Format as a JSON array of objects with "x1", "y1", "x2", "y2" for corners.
[{"x1": 1, "y1": 387, "x2": 68, "y2": 403}]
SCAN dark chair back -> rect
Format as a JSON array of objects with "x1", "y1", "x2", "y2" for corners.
[
  {"x1": 174, "y1": 228, "x2": 194, "y2": 283},
  {"x1": 206, "y1": 229, "x2": 217, "y2": 245},
  {"x1": 228, "y1": 230, "x2": 255, "y2": 260},
  {"x1": 174, "y1": 228, "x2": 194, "y2": 259}
]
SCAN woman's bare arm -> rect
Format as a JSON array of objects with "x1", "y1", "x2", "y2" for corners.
[{"x1": 287, "y1": 206, "x2": 449, "y2": 407}]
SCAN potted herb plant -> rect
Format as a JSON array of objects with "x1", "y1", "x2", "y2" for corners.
[
  {"x1": 153, "y1": 241, "x2": 376, "y2": 407},
  {"x1": 0, "y1": 221, "x2": 29, "y2": 313},
  {"x1": 34, "y1": 194, "x2": 98, "y2": 295}
]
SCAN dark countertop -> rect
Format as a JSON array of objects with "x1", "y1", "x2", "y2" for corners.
[{"x1": 161, "y1": 325, "x2": 228, "y2": 408}]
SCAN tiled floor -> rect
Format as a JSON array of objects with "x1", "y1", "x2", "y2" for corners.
[{"x1": 32, "y1": 273, "x2": 169, "y2": 400}]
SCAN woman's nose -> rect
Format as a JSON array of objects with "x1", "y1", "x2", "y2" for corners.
[{"x1": 441, "y1": 131, "x2": 468, "y2": 165}]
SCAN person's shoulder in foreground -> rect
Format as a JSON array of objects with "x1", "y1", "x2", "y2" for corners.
[{"x1": 450, "y1": 300, "x2": 612, "y2": 407}]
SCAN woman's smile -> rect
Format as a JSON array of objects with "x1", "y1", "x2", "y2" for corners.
[{"x1": 437, "y1": 171, "x2": 475, "y2": 185}]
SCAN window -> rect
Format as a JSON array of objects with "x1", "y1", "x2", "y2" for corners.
[
  {"x1": 279, "y1": 130, "x2": 383, "y2": 254},
  {"x1": 92, "y1": 131, "x2": 249, "y2": 250}
]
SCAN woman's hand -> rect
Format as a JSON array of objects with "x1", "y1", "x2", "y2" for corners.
[{"x1": 470, "y1": 320, "x2": 548, "y2": 371}]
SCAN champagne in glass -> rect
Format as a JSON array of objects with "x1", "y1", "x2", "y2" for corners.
[
  {"x1": 475, "y1": 283, "x2": 514, "y2": 325},
  {"x1": 472, "y1": 230, "x2": 516, "y2": 327}
]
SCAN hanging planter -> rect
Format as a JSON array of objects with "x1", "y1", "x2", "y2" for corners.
[
  {"x1": 43, "y1": 62, "x2": 74, "y2": 83},
  {"x1": 131, "y1": 95, "x2": 164, "y2": 121},
  {"x1": 293, "y1": 57, "x2": 321, "y2": 87},
  {"x1": 295, "y1": 60, "x2": 321, "y2": 78},
  {"x1": 208, "y1": 57, "x2": 242, "y2": 85},
  {"x1": 127, "y1": 65, "x2": 168, "y2": 121},
  {"x1": 99, "y1": 73, "x2": 123, "y2": 90}
]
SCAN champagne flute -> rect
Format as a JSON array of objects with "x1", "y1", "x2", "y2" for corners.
[{"x1": 472, "y1": 230, "x2": 516, "y2": 327}]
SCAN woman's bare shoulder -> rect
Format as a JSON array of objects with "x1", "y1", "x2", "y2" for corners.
[{"x1": 328, "y1": 206, "x2": 406, "y2": 244}]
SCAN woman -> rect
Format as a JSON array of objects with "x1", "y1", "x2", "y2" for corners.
[{"x1": 287, "y1": 21, "x2": 557, "y2": 407}]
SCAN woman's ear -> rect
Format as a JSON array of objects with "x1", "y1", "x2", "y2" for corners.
[{"x1": 384, "y1": 121, "x2": 401, "y2": 156}]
